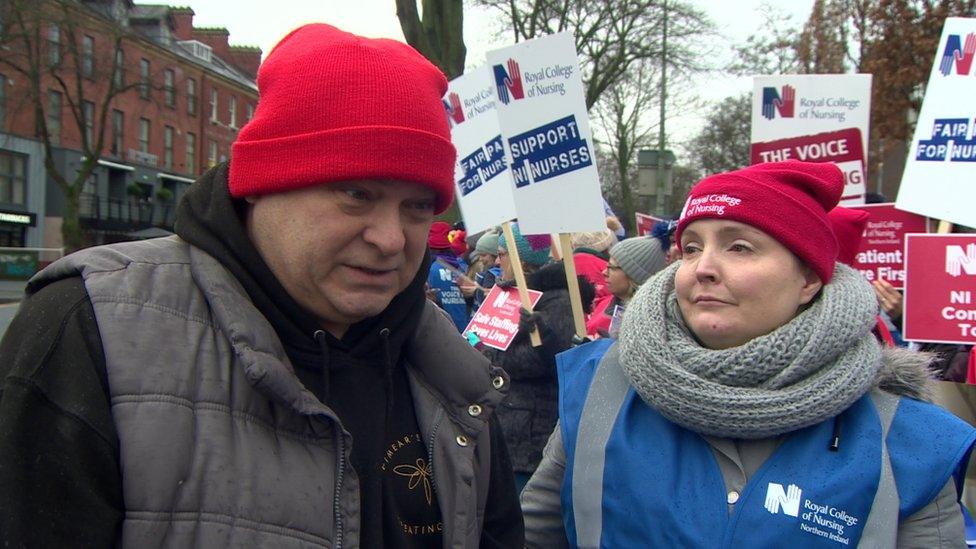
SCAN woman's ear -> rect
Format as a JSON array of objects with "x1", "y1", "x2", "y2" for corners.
[{"x1": 798, "y1": 266, "x2": 824, "y2": 306}]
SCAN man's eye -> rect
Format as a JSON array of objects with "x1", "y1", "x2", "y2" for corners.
[{"x1": 344, "y1": 189, "x2": 370, "y2": 201}]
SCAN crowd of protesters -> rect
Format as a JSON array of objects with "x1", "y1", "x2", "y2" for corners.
[{"x1": 1, "y1": 20, "x2": 974, "y2": 549}]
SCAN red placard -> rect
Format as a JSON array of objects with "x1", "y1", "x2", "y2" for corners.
[
  {"x1": 848, "y1": 203, "x2": 928, "y2": 289},
  {"x1": 903, "y1": 234, "x2": 976, "y2": 345},
  {"x1": 750, "y1": 128, "x2": 866, "y2": 202},
  {"x1": 635, "y1": 212, "x2": 665, "y2": 236},
  {"x1": 463, "y1": 285, "x2": 543, "y2": 351}
]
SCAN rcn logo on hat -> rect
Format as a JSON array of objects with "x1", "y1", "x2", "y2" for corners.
[
  {"x1": 762, "y1": 85, "x2": 796, "y2": 120},
  {"x1": 764, "y1": 482, "x2": 802, "y2": 518}
]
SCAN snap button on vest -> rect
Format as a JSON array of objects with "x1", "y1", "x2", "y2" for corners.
[
  {"x1": 492, "y1": 376, "x2": 505, "y2": 389},
  {"x1": 456, "y1": 435, "x2": 470, "y2": 447},
  {"x1": 468, "y1": 404, "x2": 483, "y2": 417},
  {"x1": 727, "y1": 491, "x2": 740, "y2": 504}
]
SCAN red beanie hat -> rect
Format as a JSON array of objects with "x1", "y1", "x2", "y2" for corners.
[
  {"x1": 229, "y1": 24, "x2": 456, "y2": 213},
  {"x1": 676, "y1": 160, "x2": 843, "y2": 283},
  {"x1": 828, "y1": 206, "x2": 870, "y2": 266},
  {"x1": 428, "y1": 221, "x2": 452, "y2": 249}
]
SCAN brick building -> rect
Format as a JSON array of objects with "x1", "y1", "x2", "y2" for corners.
[{"x1": 0, "y1": 0, "x2": 258, "y2": 250}]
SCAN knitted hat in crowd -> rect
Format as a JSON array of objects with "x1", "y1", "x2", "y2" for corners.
[
  {"x1": 827, "y1": 206, "x2": 870, "y2": 266},
  {"x1": 609, "y1": 236, "x2": 667, "y2": 285},
  {"x1": 428, "y1": 221, "x2": 452, "y2": 250},
  {"x1": 571, "y1": 229, "x2": 617, "y2": 253},
  {"x1": 676, "y1": 160, "x2": 843, "y2": 283},
  {"x1": 475, "y1": 231, "x2": 500, "y2": 256},
  {"x1": 500, "y1": 223, "x2": 551, "y2": 267},
  {"x1": 229, "y1": 24, "x2": 456, "y2": 213}
]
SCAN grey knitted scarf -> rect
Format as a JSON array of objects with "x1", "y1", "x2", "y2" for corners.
[{"x1": 617, "y1": 262, "x2": 882, "y2": 439}]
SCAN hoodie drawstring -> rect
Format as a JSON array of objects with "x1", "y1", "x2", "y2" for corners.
[{"x1": 314, "y1": 330, "x2": 332, "y2": 401}]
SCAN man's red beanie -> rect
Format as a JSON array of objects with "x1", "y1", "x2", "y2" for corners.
[
  {"x1": 229, "y1": 24, "x2": 456, "y2": 213},
  {"x1": 676, "y1": 161, "x2": 844, "y2": 283},
  {"x1": 827, "y1": 206, "x2": 870, "y2": 266}
]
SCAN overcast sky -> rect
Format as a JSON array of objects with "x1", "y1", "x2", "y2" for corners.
[{"x1": 169, "y1": 1, "x2": 815, "y2": 144}]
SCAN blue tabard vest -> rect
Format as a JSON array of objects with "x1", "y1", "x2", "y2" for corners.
[
  {"x1": 557, "y1": 339, "x2": 976, "y2": 548},
  {"x1": 427, "y1": 260, "x2": 470, "y2": 332}
]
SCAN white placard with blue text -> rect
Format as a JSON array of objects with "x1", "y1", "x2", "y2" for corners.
[
  {"x1": 445, "y1": 67, "x2": 517, "y2": 234},
  {"x1": 486, "y1": 33, "x2": 606, "y2": 234},
  {"x1": 896, "y1": 17, "x2": 976, "y2": 229},
  {"x1": 751, "y1": 74, "x2": 872, "y2": 205}
]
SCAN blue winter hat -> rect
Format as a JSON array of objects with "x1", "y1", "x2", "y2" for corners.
[{"x1": 499, "y1": 223, "x2": 551, "y2": 267}]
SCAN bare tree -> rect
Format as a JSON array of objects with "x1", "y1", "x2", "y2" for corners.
[
  {"x1": 685, "y1": 93, "x2": 752, "y2": 176},
  {"x1": 395, "y1": 0, "x2": 466, "y2": 78},
  {"x1": 728, "y1": 3, "x2": 803, "y2": 76},
  {"x1": 474, "y1": 0, "x2": 714, "y2": 109},
  {"x1": 0, "y1": 0, "x2": 149, "y2": 251}
]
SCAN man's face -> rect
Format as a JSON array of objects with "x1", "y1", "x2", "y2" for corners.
[{"x1": 246, "y1": 180, "x2": 436, "y2": 337}]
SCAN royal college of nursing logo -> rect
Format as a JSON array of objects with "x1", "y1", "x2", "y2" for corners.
[
  {"x1": 761, "y1": 85, "x2": 796, "y2": 120},
  {"x1": 443, "y1": 92, "x2": 465, "y2": 128},
  {"x1": 947, "y1": 243, "x2": 976, "y2": 277},
  {"x1": 492, "y1": 59, "x2": 525, "y2": 105},
  {"x1": 764, "y1": 483, "x2": 802, "y2": 517},
  {"x1": 939, "y1": 32, "x2": 976, "y2": 76}
]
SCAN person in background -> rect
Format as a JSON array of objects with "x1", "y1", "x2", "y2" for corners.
[
  {"x1": 464, "y1": 229, "x2": 502, "y2": 311},
  {"x1": 522, "y1": 161, "x2": 974, "y2": 547},
  {"x1": 427, "y1": 221, "x2": 471, "y2": 332},
  {"x1": 651, "y1": 219, "x2": 681, "y2": 264},
  {"x1": 449, "y1": 221, "x2": 468, "y2": 259},
  {"x1": 570, "y1": 229, "x2": 616, "y2": 308},
  {"x1": 586, "y1": 236, "x2": 666, "y2": 339},
  {"x1": 602, "y1": 197, "x2": 626, "y2": 240},
  {"x1": 486, "y1": 223, "x2": 595, "y2": 495},
  {"x1": 0, "y1": 23, "x2": 522, "y2": 548}
]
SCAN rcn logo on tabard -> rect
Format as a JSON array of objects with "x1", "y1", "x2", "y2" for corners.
[
  {"x1": 939, "y1": 33, "x2": 976, "y2": 76},
  {"x1": 761, "y1": 85, "x2": 796, "y2": 120},
  {"x1": 947, "y1": 243, "x2": 976, "y2": 277},
  {"x1": 443, "y1": 92, "x2": 465, "y2": 128},
  {"x1": 765, "y1": 482, "x2": 802, "y2": 518},
  {"x1": 492, "y1": 59, "x2": 525, "y2": 105}
]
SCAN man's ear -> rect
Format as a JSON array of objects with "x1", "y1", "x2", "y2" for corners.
[
  {"x1": 799, "y1": 266, "x2": 824, "y2": 306},
  {"x1": 244, "y1": 194, "x2": 260, "y2": 204}
]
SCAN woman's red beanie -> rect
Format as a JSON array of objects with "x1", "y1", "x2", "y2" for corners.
[
  {"x1": 676, "y1": 161, "x2": 844, "y2": 283},
  {"x1": 229, "y1": 24, "x2": 457, "y2": 213}
]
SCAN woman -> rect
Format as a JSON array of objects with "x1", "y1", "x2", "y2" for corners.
[
  {"x1": 586, "y1": 236, "x2": 666, "y2": 339},
  {"x1": 522, "y1": 161, "x2": 975, "y2": 547},
  {"x1": 570, "y1": 229, "x2": 616, "y2": 306},
  {"x1": 485, "y1": 223, "x2": 594, "y2": 494}
]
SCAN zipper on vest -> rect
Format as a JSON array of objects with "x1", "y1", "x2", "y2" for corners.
[
  {"x1": 333, "y1": 428, "x2": 346, "y2": 548},
  {"x1": 426, "y1": 407, "x2": 444, "y2": 499}
]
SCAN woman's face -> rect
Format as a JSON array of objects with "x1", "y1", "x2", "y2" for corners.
[
  {"x1": 604, "y1": 258, "x2": 634, "y2": 299},
  {"x1": 675, "y1": 219, "x2": 822, "y2": 350},
  {"x1": 496, "y1": 246, "x2": 513, "y2": 280}
]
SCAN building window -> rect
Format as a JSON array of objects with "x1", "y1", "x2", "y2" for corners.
[
  {"x1": 113, "y1": 48, "x2": 125, "y2": 89},
  {"x1": 139, "y1": 58, "x2": 150, "y2": 99},
  {"x1": 186, "y1": 77, "x2": 196, "y2": 116},
  {"x1": 138, "y1": 118, "x2": 150, "y2": 153},
  {"x1": 0, "y1": 151, "x2": 27, "y2": 205},
  {"x1": 0, "y1": 75, "x2": 6, "y2": 130},
  {"x1": 163, "y1": 125, "x2": 174, "y2": 170},
  {"x1": 228, "y1": 96, "x2": 237, "y2": 128},
  {"x1": 82, "y1": 100, "x2": 94, "y2": 146},
  {"x1": 207, "y1": 140, "x2": 217, "y2": 167},
  {"x1": 47, "y1": 25, "x2": 61, "y2": 67},
  {"x1": 82, "y1": 35, "x2": 94, "y2": 78},
  {"x1": 209, "y1": 88, "x2": 218, "y2": 123},
  {"x1": 246, "y1": 103, "x2": 254, "y2": 123},
  {"x1": 164, "y1": 69, "x2": 175, "y2": 107},
  {"x1": 46, "y1": 90, "x2": 62, "y2": 146},
  {"x1": 186, "y1": 132, "x2": 196, "y2": 174},
  {"x1": 111, "y1": 109, "x2": 123, "y2": 156}
]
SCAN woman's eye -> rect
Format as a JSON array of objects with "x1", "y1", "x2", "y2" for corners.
[
  {"x1": 729, "y1": 243, "x2": 751, "y2": 253},
  {"x1": 681, "y1": 244, "x2": 701, "y2": 255}
]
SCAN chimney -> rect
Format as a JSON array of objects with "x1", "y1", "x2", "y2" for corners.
[
  {"x1": 228, "y1": 46, "x2": 262, "y2": 79},
  {"x1": 168, "y1": 7, "x2": 194, "y2": 41},
  {"x1": 192, "y1": 27, "x2": 230, "y2": 60}
]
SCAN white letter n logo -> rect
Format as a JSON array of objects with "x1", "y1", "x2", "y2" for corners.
[
  {"x1": 764, "y1": 483, "x2": 802, "y2": 517},
  {"x1": 946, "y1": 244, "x2": 976, "y2": 277}
]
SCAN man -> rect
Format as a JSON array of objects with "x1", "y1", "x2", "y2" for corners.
[{"x1": 0, "y1": 24, "x2": 522, "y2": 548}]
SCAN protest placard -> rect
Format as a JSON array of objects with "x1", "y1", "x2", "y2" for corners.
[
  {"x1": 486, "y1": 32, "x2": 605, "y2": 235},
  {"x1": 635, "y1": 212, "x2": 666, "y2": 236},
  {"x1": 751, "y1": 74, "x2": 872, "y2": 205},
  {"x1": 463, "y1": 285, "x2": 543, "y2": 351},
  {"x1": 848, "y1": 203, "x2": 928, "y2": 289},
  {"x1": 445, "y1": 66, "x2": 517, "y2": 234},
  {"x1": 896, "y1": 18, "x2": 976, "y2": 229},
  {"x1": 903, "y1": 234, "x2": 976, "y2": 344}
]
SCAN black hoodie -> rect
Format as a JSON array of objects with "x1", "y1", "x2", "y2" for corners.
[{"x1": 0, "y1": 164, "x2": 522, "y2": 548}]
